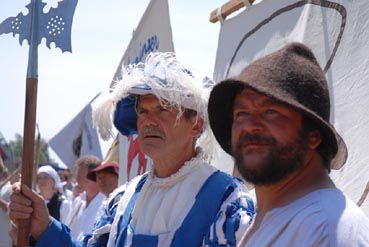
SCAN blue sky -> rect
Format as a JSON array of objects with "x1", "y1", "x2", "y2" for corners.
[{"x1": 0, "y1": 0, "x2": 231, "y2": 165}]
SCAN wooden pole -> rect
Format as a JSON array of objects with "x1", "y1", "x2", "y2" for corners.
[
  {"x1": 32, "y1": 124, "x2": 41, "y2": 190},
  {"x1": 18, "y1": 78, "x2": 38, "y2": 247},
  {"x1": 209, "y1": 0, "x2": 255, "y2": 23},
  {"x1": 18, "y1": 0, "x2": 39, "y2": 244}
]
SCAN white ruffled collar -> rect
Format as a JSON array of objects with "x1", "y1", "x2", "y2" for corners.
[{"x1": 148, "y1": 148, "x2": 208, "y2": 187}]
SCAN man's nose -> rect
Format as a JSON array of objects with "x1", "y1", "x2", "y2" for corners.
[
  {"x1": 238, "y1": 113, "x2": 265, "y2": 134},
  {"x1": 139, "y1": 111, "x2": 158, "y2": 127}
]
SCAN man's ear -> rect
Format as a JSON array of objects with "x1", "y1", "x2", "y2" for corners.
[
  {"x1": 308, "y1": 130, "x2": 322, "y2": 149},
  {"x1": 191, "y1": 117, "x2": 204, "y2": 137}
]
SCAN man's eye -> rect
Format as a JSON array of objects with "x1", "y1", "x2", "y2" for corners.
[
  {"x1": 136, "y1": 108, "x2": 146, "y2": 115},
  {"x1": 263, "y1": 109, "x2": 280, "y2": 118},
  {"x1": 265, "y1": 109, "x2": 277, "y2": 114},
  {"x1": 160, "y1": 107, "x2": 168, "y2": 111},
  {"x1": 234, "y1": 111, "x2": 249, "y2": 119}
]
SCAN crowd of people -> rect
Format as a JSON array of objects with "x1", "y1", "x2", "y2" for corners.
[
  {"x1": 0, "y1": 154, "x2": 120, "y2": 247},
  {"x1": 1, "y1": 43, "x2": 369, "y2": 247}
]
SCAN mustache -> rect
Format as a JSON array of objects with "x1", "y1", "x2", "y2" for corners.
[
  {"x1": 140, "y1": 126, "x2": 164, "y2": 137},
  {"x1": 235, "y1": 133, "x2": 276, "y2": 149}
]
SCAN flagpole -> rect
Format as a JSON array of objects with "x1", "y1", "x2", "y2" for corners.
[{"x1": 18, "y1": 0, "x2": 39, "y2": 246}]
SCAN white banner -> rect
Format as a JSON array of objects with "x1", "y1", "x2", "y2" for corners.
[
  {"x1": 214, "y1": 0, "x2": 369, "y2": 215},
  {"x1": 49, "y1": 93, "x2": 102, "y2": 174},
  {"x1": 111, "y1": 0, "x2": 174, "y2": 84},
  {"x1": 111, "y1": 0, "x2": 174, "y2": 185}
]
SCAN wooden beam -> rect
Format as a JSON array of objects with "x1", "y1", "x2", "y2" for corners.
[{"x1": 209, "y1": 0, "x2": 255, "y2": 23}]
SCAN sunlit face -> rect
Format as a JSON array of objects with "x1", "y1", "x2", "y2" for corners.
[
  {"x1": 37, "y1": 172, "x2": 56, "y2": 193},
  {"x1": 136, "y1": 94, "x2": 198, "y2": 162},
  {"x1": 231, "y1": 88, "x2": 309, "y2": 185},
  {"x1": 76, "y1": 164, "x2": 96, "y2": 191},
  {"x1": 95, "y1": 170, "x2": 118, "y2": 196}
]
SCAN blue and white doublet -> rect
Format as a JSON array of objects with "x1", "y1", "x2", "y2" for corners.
[{"x1": 35, "y1": 151, "x2": 255, "y2": 247}]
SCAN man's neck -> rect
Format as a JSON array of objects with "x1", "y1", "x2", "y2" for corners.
[
  {"x1": 85, "y1": 189, "x2": 99, "y2": 206},
  {"x1": 254, "y1": 154, "x2": 335, "y2": 214},
  {"x1": 240, "y1": 155, "x2": 335, "y2": 245},
  {"x1": 153, "y1": 148, "x2": 197, "y2": 178}
]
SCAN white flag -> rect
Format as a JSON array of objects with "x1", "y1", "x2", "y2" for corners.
[
  {"x1": 111, "y1": 0, "x2": 174, "y2": 86},
  {"x1": 49, "y1": 93, "x2": 102, "y2": 173},
  {"x1": 214, "y1": 0, "x2": 369, "y2": 215},
  {"x1": 111, "y1": 0, "x2": 174, "y2": 185}
]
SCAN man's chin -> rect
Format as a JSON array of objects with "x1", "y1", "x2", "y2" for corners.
[
  {"x1": 140, "y1": 142, "x2": 162, "y2": 155},
  {"x1": 234, "y1": 155, "x2": 272, "y2": 185},
  {"x1": 239, "y1": 153, "x2": 268, "y2": 168}
]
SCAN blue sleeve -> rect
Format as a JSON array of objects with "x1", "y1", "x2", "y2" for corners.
[
  {"x1": 204, "y1": 178, "x2": 256, "y2": 247},
  {"x1": 36, "y1": 218, "x2": 83, "y2": 247}
]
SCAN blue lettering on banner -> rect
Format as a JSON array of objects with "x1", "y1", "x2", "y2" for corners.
[{"x1": 127, "y1": 35, "x2": 160, "y2": 65}]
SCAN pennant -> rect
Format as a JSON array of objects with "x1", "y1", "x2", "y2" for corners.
[
  {"x1": 0, "y1": 0, "x2": 78, "y2": 52},
  {"x1": 49, "y1": 93, "x2": 102, "y2": 173}
]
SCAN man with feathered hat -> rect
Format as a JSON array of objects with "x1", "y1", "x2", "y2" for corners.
[
  {"x1": 208, "y1": 42, "x2": 369, "y2": 246},
  {"x1": 9, "y1": 52, "x2": 255, "y2": 247}
]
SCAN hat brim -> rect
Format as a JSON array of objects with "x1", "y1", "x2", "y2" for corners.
[
  {"x1": 208, "y1": 79, "x2": 347, "y2": 170},
  {"x1": 87, "y1": 163, "x2": 119, "y2": 182}
]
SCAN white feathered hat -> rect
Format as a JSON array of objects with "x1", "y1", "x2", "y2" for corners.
[{"x1": 93, "y1": 52, "x2": 218, "y2": 158}]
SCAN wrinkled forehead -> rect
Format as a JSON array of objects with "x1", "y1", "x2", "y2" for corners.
[
  {"x1": 234, "y1": 88, "x2": 285, "y2": 108},
  {"x1": 136, "y1": 94, "x2": 160, "y2": 104}
]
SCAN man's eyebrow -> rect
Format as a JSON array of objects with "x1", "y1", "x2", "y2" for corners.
[
  {"x1": 259, "y1": 99, "x2": 283, "y2": 107},
  {"x1": 233, "y1": 98, "x2": 282, "y2": 109},
  {"x1": 136, "y1": 103, "x2": 166, "y2": 112}
]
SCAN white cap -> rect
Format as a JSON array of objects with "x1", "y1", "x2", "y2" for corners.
[{"x1": 37, "y1": 165, "x2": 65, "y2": 190}]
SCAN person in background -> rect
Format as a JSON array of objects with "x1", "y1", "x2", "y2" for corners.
[
  {"x1": 207, "y1": 42, "x2": 369, "y2": 246},
  {"x1": 72, "y1": 183, "x2": 83, "y2": 200},
  {"x1": 0, "y1": 156, "x2": 12, "y2": 247},
  {"x1": 66, "y1": 155, "x2": 105, "y2": 242},
  {"x1": 87, "y1": 162, "x2": 119, "y2": 198},
  {"x1": 64, "y1": 169, "x2": 75, "y2": 191},
  {"x1": 58, "y1": 169, "x2": 73, "y2": 201},
  {"x1": 36, "y1": 165, "x2": 71, "y2": 223},
  {"x1": 8, "y1": 52, "x2": 255, "y2": 247}
]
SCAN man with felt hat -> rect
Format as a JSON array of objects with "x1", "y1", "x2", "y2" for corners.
[{"x1": 208, "y1": 42, "x2": 369, "y2": 246}]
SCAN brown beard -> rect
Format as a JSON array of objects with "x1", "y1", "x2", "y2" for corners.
[{"x1": 232, "y1": 129, "x2": 309, "y2": 186}]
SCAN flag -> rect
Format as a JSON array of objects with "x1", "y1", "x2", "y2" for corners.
[
  {"x1": 112, "y1": 0, "x2": 174, "y2": 185},
  {"x1": 213, "y1": 0, "x2": 369, "y2": 215},
  {"x1": 110, "y1": 0, "x2": 174, "y2": 87},
  {"x1": 49, "y1": 93, "x2": 102, "y2": 173},
  {"x1": 0, "y1": 0, "x2": 78, "y2": 52}
]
